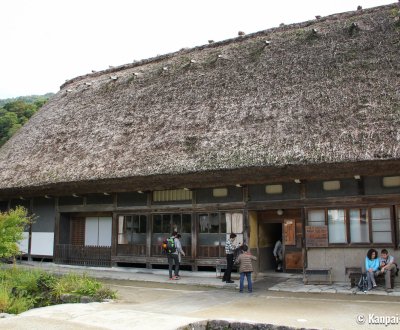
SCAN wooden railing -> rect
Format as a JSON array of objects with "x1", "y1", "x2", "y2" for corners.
[{"x1": 54, "y1": 244, "x2": 111, "y2": 267}]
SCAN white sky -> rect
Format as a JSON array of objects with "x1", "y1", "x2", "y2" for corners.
[{"x1": 0, "y1": 0, "x2": 395, "y2": 99}]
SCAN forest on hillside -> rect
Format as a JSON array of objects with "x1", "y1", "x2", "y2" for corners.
[{"x1": 0, "y1": 94, "x2": 53, "y2": 147}]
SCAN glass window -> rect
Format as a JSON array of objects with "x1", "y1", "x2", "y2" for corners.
[
  {"x1": 118, "y1": 215, "x2": 147, "y2": 244},
  {"x1": 153, "y1": 214, "x2": 162, "y2": 233},
  {"x1": 371, "y1": 207, "x2": 392, "y2": 243},
  {"x1": 323, "y1": 181, "x2": 340, "y2": 191},
  {"x1": 308, "y1": 210, "x2": 325, "y2": 226},
  {"x1": 151, "y1": 213, "x2": 192, "y2": 256},
  {"x1": 308, "y1": 206, "x2": 394, "y2": 245},
  {"x1": 198, "y1": 212, "x2": 242, "y2": 257},
  {"x1": 350, "y1": 208, "x2": 369, "y2": 243},
  {"x1": 209, "y1": 213, "x2": 220, "y2": 233},
  {"x1": 265, "y1": 184, "x2": 283, "y2": 194},
  {"x1": 182, "y1": 214, "x2": 192, "y2": 233},
  {"x1": 327, "y1": 209, "x2": 346, "y2": 243}
]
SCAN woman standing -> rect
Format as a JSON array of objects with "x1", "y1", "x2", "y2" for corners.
[{"x1": 365, "y1": 248, "x2": 379, "y2": 290}]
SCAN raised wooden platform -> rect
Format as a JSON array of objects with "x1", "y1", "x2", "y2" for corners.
[{"x1": 303, "y1": 267, "x2": 332, "y2": 285}]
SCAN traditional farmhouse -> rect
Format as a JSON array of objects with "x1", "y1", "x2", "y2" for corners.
[{"x1": 0, "y1": 3, "x2": 399, "y2": 281}]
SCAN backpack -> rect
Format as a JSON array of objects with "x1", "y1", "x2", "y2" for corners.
[
  {"x1": 357, "y1": 273, "x2": 368, "y2": 292},
  {"x1": 162, "y1": 237, "x2": 176, "y2": 254}
]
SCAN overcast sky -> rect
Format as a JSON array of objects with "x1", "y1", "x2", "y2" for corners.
[{"x1": 0, "y1": 0, "x2": 395, "y2": 99}]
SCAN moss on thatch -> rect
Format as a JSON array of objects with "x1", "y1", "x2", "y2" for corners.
[{"x1": 0, "y1": 4, "x2": 399, "y2": 195}]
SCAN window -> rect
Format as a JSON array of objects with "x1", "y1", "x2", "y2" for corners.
[
  {"x1": 118, "y1": 215, "x2": 147, "y2": 245},
  {"x1": 323, "y1": 181, "x2": 340, "y2": 191},
  {"x1": 198, "y1": 212, "x2": 228, "y2": 257},
  {"x1": 265, "y1": 184, "x2": 283, "y2": 194},
  {"x1": 308, "y1": 210, "x2": 325, "y2": 227},
  {"x1": 85, "y1": 217, "x2": 112, "y2": 246},
  {"x1": 327, "y1": 209, "x2": 346, "y2": 243},
  {"x1": 307, "y1": 206, "x2": 393, "y2": 245},
  {"x1": 151, "y1": 213, "x2": 192, "y2": 256},
  {"x1": 213, "y1": 188, "x2": 228, "y2": 197},
  {"x1": 153, "y1": 213, "x2": 191, "y2": 234},
  {"x1": 153, "y1": 189, "x2": 192, "y2": 202},
  {"x1": 349, "y1": 208, "x2": 369, "y2": 243},
  {"x1": 371, "y1": 208, "x2": 392, "y2": 243},
  {"x1": 382, "y1": 176, "x2": 400, "y2": 188}
]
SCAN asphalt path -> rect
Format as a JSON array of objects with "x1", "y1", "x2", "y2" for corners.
[{"x1": 1, "y1": 277, "x2": 399, "y2": 330}]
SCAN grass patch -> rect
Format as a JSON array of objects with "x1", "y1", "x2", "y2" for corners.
[{"x1": 0, "y1": 266, "x2": 116, "y2": 314}]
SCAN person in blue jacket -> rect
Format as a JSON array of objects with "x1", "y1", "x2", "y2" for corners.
[{"x1": 365, "y1": 248, "x2": 379, "y2": 290}]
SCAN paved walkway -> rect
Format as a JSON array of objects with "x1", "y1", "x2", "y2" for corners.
[
  {"x1": 2, "y1": 262, "x2": 400, "y2": 330},
  {"x1": 11, "y1": 261, "x2": 400, "y2": 296}
]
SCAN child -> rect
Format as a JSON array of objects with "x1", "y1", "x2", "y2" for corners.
[{"x1": 235, "y1": 244, "x2": 257, "y2": 293}]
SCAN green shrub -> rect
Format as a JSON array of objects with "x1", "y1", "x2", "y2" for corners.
[
  {"x1": 0, "y1": 284, "x2": 11, "y2": 312},
  {"x1": 52, "y1": 272, "x2": 116, "y2": 302},
  {"x1": 6, "y1": 295, "x2": 34, "y2": 314},
  {"x1": 94, "y1": 287, "x2": 117, "y2": 301},
  {"x1": 0, "y1": 268, "x2": 116, "y2": 313},
  {"x1": 0, "y1": 207, "x2": 32, "y2": 259}
]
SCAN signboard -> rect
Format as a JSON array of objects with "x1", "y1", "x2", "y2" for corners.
[
  {"x1": 305, "y1": 226, "x2": 328, "y2": 247},
  {"x1": 284, "y1": 219, "x2": 296, "y2": 246}
]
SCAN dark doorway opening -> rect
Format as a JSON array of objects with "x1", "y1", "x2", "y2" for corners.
[{"x1": 258, "y1": 222, "x2": 282, "y2": 272}]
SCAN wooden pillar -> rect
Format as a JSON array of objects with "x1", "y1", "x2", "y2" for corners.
[
  {"x1": 27, "y1": 198, "x2": 34, "y2": 261},
  {"x1": 111, "y1": 212, "x2": 118, "y2": 266},
  {"x1": 146, "y1": 212, "x2": 152, "y2": 269}
]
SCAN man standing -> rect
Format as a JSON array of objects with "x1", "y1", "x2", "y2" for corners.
[
  {"x1": 222, "y1": 233, "x2": 237, "y2": 283},
  {"x1": 376, "y1": 249, "x2": 397, "y2": 291},
  {"x1": 273, "y1": 238, "x2": 283, "y2": 272},
  {"x1": 167, "y1": 231, "x2": 185, "y2": 280}
]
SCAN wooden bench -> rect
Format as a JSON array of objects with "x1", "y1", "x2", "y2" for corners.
[
  {"x1": 346, "y1": 267, "x2": 362, "y2": 288},
  {"x1": 376, "y1": 270, "x2": 396, "y2": 289},
  {"x1": 303, "y1": 267, "x2": 332, "y2": 285},
  {"x1": 216, "y1": 258, "x2": 227, "y2": 278},
  {"x1": 347, "y1": 267, "x2": 396, "y2": 289}
]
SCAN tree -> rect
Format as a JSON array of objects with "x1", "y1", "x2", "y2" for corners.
[
  {"x1": 0, "y1": 95, "x2": 50, "y2": 146},
  {"x1": 0, "y1": 111, "x2": 19, "y2": 145},
  {"x1": 0, "y1": 207, "x2": 31, "y2": 259}
]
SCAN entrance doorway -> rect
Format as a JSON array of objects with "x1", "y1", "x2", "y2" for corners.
[
  {"x1": 256, "y1": 209, "x2": 303, "y2": 272},
  {"x1": 258, "y1": 222, "x2": 282, "y2": 271}
]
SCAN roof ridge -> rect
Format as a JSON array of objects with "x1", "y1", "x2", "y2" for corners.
[{"x1": 60, "y1": 3, "x2": 397, "y2": 90}]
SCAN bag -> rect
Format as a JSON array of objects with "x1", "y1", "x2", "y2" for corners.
[
  {"x1": 357, "y1": 273, "x2": 368, "y2": 292},
  {"x1": 162, "y1": 237, "x2": 176, "y2": 254},
  {"x1": 233, "y1": 246, "x2": 242, "y2": 263}
]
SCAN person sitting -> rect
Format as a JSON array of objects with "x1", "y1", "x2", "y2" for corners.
[
  {"x1": 375, "y1": 249, "x2": 398, "y2": 291},
  {"x1": 365, "y1": 248, "x2": 379, "y2": 291}
]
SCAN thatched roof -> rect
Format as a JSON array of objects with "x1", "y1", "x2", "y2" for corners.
[{"x1": 0, "y1": 3, "x2": 399, "y2": 197}]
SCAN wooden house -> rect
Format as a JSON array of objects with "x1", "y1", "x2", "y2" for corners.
[{"x1": 0, "y1": 3, "x2": 399, "y2": 281}]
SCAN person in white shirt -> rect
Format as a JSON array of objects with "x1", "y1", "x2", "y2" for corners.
[
  {"x1": 273, "y1": 239, "x2": 283, "y2": 272},
  {"x1": 222, "y1": 233, "x2": 237, "y2": 283}
]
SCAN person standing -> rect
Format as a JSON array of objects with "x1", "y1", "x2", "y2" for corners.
[
  {"x1": 222, "y1": 233, "x2": 237, "y2": 283},
  {"x1": 273, "y1": 238, "x2": 283, "y2": 272},
  {"x1": 176, "y1": 233, "x2": 184, "y2": 263},
  {"x1": 167, "y1": 231, "x2": 185, "y2": 280},
  {"x1": 365, "y1": 248, "x2": 379, "y2": 290},
  {"x1": 235, "y1": 244, "x2": 257, "y2": 293}
]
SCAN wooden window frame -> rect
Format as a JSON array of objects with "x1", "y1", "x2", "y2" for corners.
[
  {"x1": 118, "y1": 214, "x2": 148, "y2": 245},
  {"x1": 306, "y1": 205, "x2": 396, "y2": 247}
]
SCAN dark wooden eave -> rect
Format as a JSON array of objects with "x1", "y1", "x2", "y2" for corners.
[{"x1": 1, "y1": 159, "x2": 399, "y2": 199}]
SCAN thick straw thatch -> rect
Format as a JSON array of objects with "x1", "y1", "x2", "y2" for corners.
[{"x1": 0, "y1": 4, "x2": 399, "y2": 196}]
